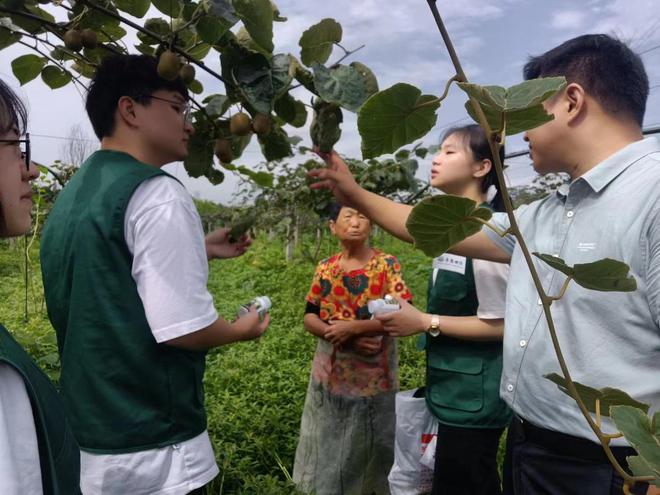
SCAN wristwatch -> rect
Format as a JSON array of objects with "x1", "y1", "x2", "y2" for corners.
[{"x1": 427, "y1": 315, "x2": 441, "y2": 337}]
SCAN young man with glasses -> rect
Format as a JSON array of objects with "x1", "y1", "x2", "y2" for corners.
[{"x1": 40, "y1": 54, "x2": 269, "y2": 495}]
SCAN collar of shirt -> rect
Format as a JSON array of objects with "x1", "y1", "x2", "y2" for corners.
[{"x1": 556, "y1": 135, "x2": 660, "y2": 201}]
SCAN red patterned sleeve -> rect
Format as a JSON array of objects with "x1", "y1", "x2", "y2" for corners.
[
  {"x1": 305, "y1": 262, "x2": 325, "y2": 306},
  {"x1": 384, "y1": 255, "x2": 413, "y2": 303}
]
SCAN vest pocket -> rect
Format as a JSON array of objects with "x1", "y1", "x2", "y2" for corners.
[{"x1": 427, "y1": 355, "x2": 484, "y2": 412}]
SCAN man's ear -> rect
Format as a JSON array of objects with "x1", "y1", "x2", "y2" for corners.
[
  {"x1": 564, "y1": 82, "x2": 587, "y2": 124},
  {"x1": 116, "y1": 96, "x2": 140, "y2": 128},
  {"x1": 328, "y1": 220, "x2": 336, "y2": 235}
]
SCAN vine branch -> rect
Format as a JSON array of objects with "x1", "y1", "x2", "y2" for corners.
[
  {"x1": 415, "y1": 74, "x2": 458, "y2": 110},
  {"x1": 330, "y1": 43, "x2": 366, "y2": 67}
]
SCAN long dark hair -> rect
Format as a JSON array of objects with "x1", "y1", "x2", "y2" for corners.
[{"x1": 441, "y1": 124, "x2": 505, "y2": 212}]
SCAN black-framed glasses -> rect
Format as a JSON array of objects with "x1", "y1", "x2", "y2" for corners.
[
  {"x1": 140, "y1": 95, "x2": 192, "y2": 123},
  {"x1": 0, "y1": 132, "x2": 30, "y2": 171}
]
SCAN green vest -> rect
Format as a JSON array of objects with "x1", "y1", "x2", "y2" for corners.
[
  {"x1": 0, "y1": 325, "x2": 81, "y2": 494},
  {"x1": 423, "y1": 253, "x2": 511, "y2": 429},
  {"x1": 40, "y1": 150, "x2": 208, "y2": 454}
]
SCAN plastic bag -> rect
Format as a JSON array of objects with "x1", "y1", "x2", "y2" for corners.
[{"x1": 388, "y1": 388, "x2": 438, "y2": 495}]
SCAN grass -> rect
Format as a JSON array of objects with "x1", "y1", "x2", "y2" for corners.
[{"x1": 0, "y1": 233, "x2": 505, "y2": 494}]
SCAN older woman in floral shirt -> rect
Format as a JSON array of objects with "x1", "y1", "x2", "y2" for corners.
[{"x1": 293, "y1": 204, "x2": 412, "y2": 495}]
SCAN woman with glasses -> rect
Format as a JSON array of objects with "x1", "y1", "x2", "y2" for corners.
[{"x1": 0, "y1": 79, "x2": 82, "y2": 494}]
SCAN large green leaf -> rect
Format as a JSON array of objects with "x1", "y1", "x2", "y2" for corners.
[
  {"x1": 258, "y1": 126, "x2": 293, "y2": 161},
  {"x1": 184, "y1": 132, "x2": 213, "y2": 177},
  {"x1": 40, "y1": 65, "x2": 71, "y2": 89},
  {"x1": 188, "y1": 43, "x2": 211, "y2": 59},
  {"x1": 299, "y1": 18, "x2": 341, "y2": 66},
  {"x1": 573, "y1": 258, "x2": 637, "y2": 292},
  {"x1": 274, "y1": 93, "x2": 307, "y2": 127},
  {"x1": 312, "y1": 63, "x2": 369, "y2": 112},
  {"x1": 350, "y1": 61, "x2": 378, "y2": 96},
  {"x1": 204, "y1": 94, "x2": 231, "y2": 117},
  {"x1": 114, "y1": 0, "x2": 150, "y2": 18},
  {"x1": 196, "y1": 15, "x2": 232, "y2": 44},
  {"x1": 234, "y1": 0, "x2": 273, "y2": 53},
  {"x1": 151, "y1": 0, "x2": 182, "y2": 17},
  {"x1": 358, "y1": 83, "x2": 439, "y2": 159},
  {"x1": 207, "y1": 0, "x2": 239, "y2": 22},
  {"x1": 533, "y1": 253, "x2": 637, "y2": 292},
  {"x1": 138, "y1": 18, "x2": 170, "y2": 45},
  {"x1": 406, "y1": 195, "x2": 493, "y2": 257},
  {"x1": 544, "y1": 374, "x2": 650, "y2": 417},
  {"x1": 310, "y1": 101, "x2": 342, "y2": 153},
  {"x1": 611, "y1": 405, "x2": 660, "y2": 485},
  {"x1": 271, "y1": 53, "x2": 294, "y2": 99},
  {"x1": 11, "y1": 54, "x2": 46, "y2": 85},
  {"x1": 0, "y1": 21, "x2": 21, "y2": 50},
  {"x1": 627, "y1": 455, "x2": 660, "y2": 488},
  {"x1": 233, "y1": 52, "x2": 273, "y2": 114},
  {"x1": 459, "y1": 77, "x2": 566, "y2": 136}
]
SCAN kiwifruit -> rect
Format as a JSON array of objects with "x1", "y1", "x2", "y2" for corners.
[
  {"x1": 157, "y1": 50, "x2": 180, "y2": 81},
  {"x1": 180, "y1": 64, "x2": 196, "y2": 84},
  {"x1": 63, "y1": 29, "x2": 83, "y2": 52},
  {"x1": 229, "y1": 112, "x2": 252, "y2": 136},
  {"x1": 80, "y1": 29, "x2": 98, "y2": 50},
  {"x1": 214, "y1": 138, "x2": 233, "y2": 163},
  {"x1": 251, "y1": 114, "x2": 271, "y2": 136}
]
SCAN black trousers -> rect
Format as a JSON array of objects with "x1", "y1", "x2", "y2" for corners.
[
  {"x1": 431, "y1": 424, "x2": 505, "y2": 495},
  {"x1": 187, "y1": 486, "x2": 208, "y2": 495},
  {"x1": 503, "y1": 416, "x2": 649, "y2": 495}
]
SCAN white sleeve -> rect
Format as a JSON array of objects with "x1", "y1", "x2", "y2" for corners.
[
  {"x1": 0, "y1": 364, "x2": 43, "y2": 495},
  {"x1": 473, "y1": 259, "x2": 509, "y2": 319},
  {"x1": 125, "y1": 177, "x2": 218, "y2": 343}
]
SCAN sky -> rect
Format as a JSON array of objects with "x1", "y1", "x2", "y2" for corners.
[{"x1": 1, "y1": 0, "x2": 659, "y2": 203}]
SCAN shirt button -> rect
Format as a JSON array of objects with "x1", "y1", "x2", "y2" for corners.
[
  {"x1": 566, "y1": 210, "x2": 574, "y2": 218},
  {"x1": 507, "y1": 384, "x2": 514, "y2": 392},
  {"x1": 520, "y1": 339, "x2": 527, "y2": 347}
]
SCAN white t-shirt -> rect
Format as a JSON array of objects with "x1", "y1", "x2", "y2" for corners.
[
  {"x1": 431, "y1": 254, "x2": 508, "y2": 319},
  {"x1": 0, "y1": 364, "x2": 44, "y2": 495},
  {"x1": 80, "y1": 176, "x2": 219, "y2": 495}
]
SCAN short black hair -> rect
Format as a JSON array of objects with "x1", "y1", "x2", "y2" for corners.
[
  {"x1": 524, "y1": 34, "x2": 648, "y2": 126},
  {"x1": 85, "y1": 54, "x2": 188, "y2": 139},
  {"x1": 0, "y1": 78, "x2": 27, "y2": 135},
  {"x1": 442, "y1": 125, "x2": 506, "y2": 212},
  {"x1": 328, "y1": 202, "x2": 344, "y2": 221}
]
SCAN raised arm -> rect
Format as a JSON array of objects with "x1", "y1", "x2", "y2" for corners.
[{"x1": 309, "y1": 150, "x2": 511, "y2": 263}]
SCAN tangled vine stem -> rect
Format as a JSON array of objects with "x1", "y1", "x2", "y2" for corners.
[{"x1": 426, "y1": 0, "x2": 653, "y2": 489}]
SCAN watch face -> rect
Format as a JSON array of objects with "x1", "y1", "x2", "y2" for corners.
[{"x1": 428, "y1": 327, "x2": 441, "y2": 337}]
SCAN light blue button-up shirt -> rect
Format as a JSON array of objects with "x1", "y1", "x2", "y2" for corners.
[{"x1": 484, "y1": 136, "x2": 660, "y2": 445}]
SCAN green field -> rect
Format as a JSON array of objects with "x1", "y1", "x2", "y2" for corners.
[{"x1": 0, "y1": 233, "x2": 438, "y2": 494}]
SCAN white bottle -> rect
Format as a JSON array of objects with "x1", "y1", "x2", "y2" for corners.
[
  {"x1": 237, "y1": 296, "x2": 272, "y2": 318},
  {"x1": 367, "y1": 295, "x2": 400, "y2": 316}
]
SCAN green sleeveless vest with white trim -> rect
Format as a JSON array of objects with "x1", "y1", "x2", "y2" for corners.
[
  {"x1": 40, "y1": 150, "x2": 207, "y2": 453},
  {"x1": 0, "y1": 325, "x2": 81, "y2": 494},
  {"x1": 422, "y1": 205, "x2": 511, "y2": 428}
]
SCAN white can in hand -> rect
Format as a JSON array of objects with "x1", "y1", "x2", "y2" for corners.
[{"x1": 237, "y1": 296, "x2": 272, "y2": 319}]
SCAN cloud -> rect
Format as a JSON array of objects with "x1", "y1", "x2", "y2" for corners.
[{"x1": 550, "y1": 10, "x2": 586, "y2": 30}]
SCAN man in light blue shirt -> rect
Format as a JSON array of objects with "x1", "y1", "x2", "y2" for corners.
[{"x1": 310, "y1": 34, "x2": 655, "y2": 495}]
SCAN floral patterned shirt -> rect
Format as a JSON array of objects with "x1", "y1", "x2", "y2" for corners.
[{"x1": 305, "y1": 249, "x2": 412, "y2": 397}]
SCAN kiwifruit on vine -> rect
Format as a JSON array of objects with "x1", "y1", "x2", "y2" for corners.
[
  {"x1": 214, "y1": 138, "x2": 233, "y2": 163},
  {"x1": 80, "y1": 29, "x2": 98, "y2": 50},
  {"x1": 230, "y1": 112, "x2": 252, "y2": 136},
  {"x1": 310, "y1": 100, "x2": 343, "y2": 153},
  {"x1": 63, "y1": 29, "x2": 83, "y2": 52},
  {"x1": 252, "y1": 114, "x2": 271, "y2": 136},
  {"x1": 157, "y1": 50, "x2": 181, "y2": 81},
  {"x1": 180, "y1": 64, "x2": 195, "y2": 84}
]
